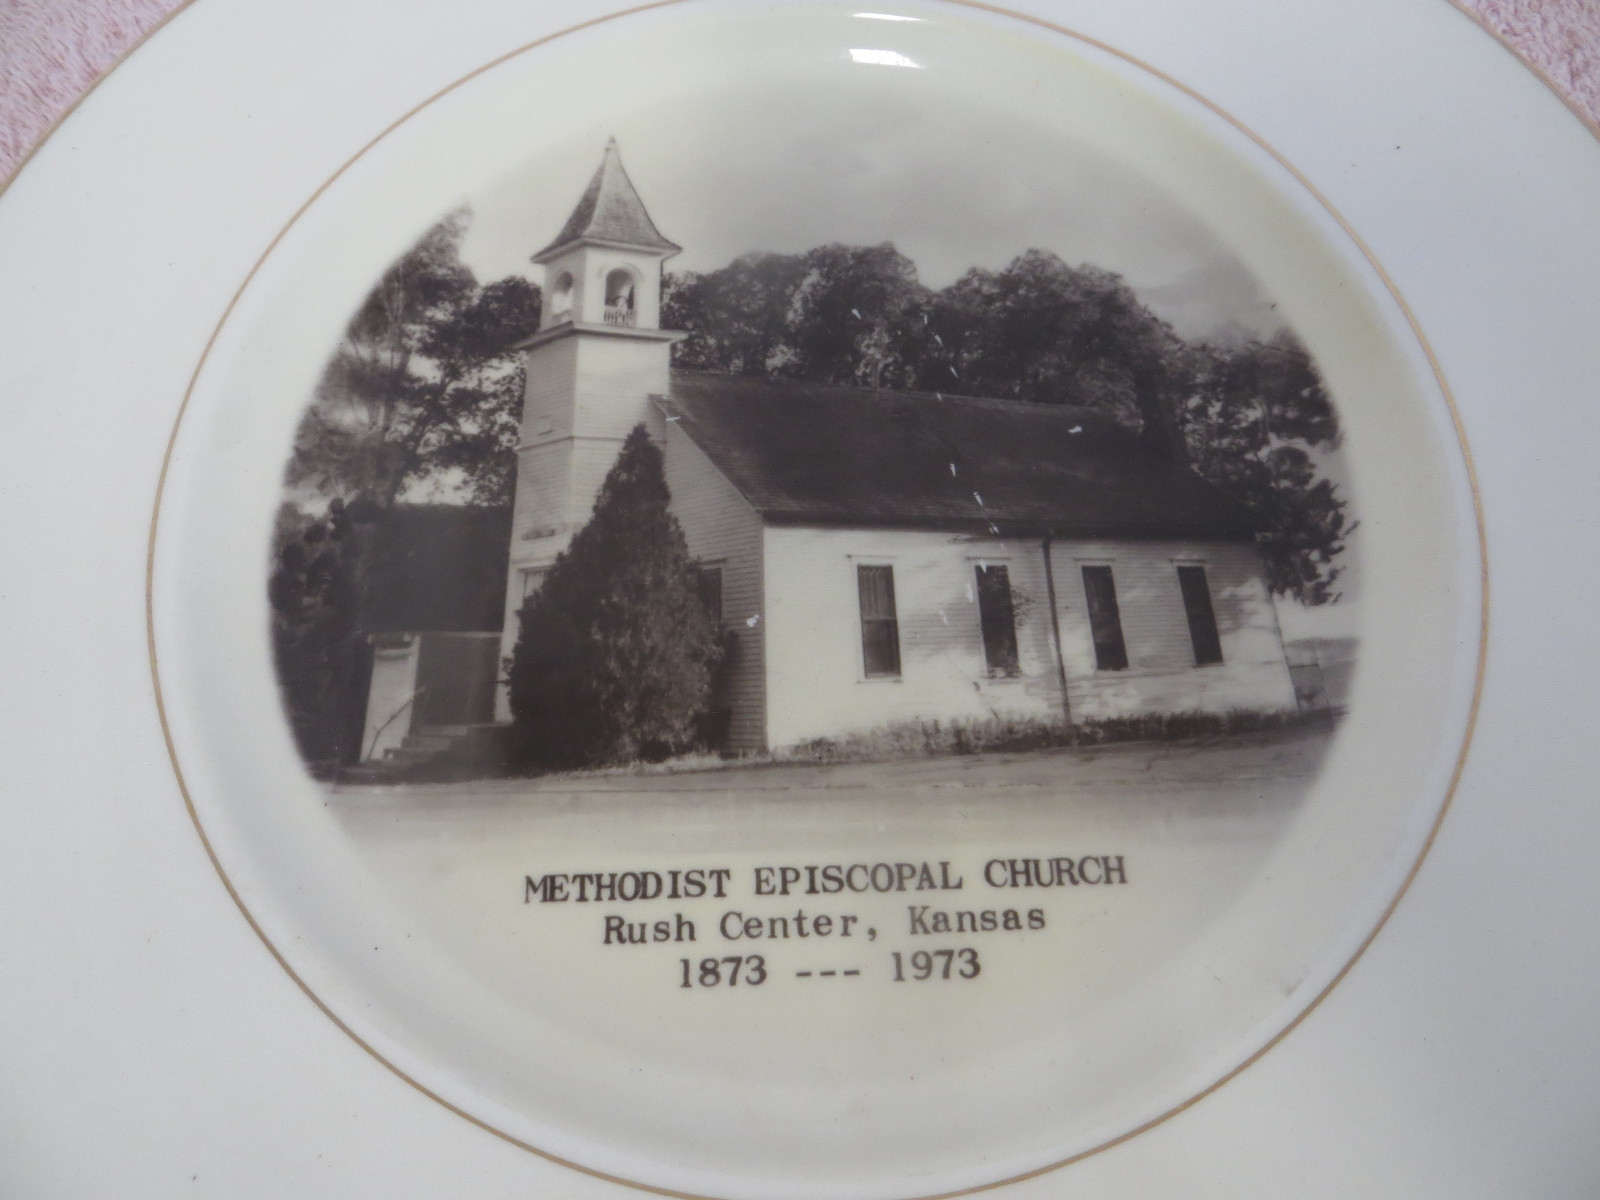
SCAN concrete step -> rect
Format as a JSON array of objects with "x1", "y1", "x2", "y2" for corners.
[
  {"x1": 367, "y1": 723, "x2": 512, "y2": 780},
  {"x1": 402, "y1": 733, "x2": 460, "y2": 754}
]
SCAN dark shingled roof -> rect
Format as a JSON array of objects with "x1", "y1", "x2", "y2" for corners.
[
  {"x1": 663, "y1": 371, "x2": 1262, "y2": 540},
  {"x1": 533, "y1": 139, "x2": 681, "y2": 262}
]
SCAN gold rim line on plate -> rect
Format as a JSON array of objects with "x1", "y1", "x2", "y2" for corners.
[
  {"x1": 119, "y1": 2, "x2": 1495, "y2": 1196},
  {"x1": 0, "y1": 0, "x2": 203, "y2": 200}
]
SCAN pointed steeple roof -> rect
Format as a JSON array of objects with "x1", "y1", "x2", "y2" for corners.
[{"x1": 532, "y1": 138, "x2": 681, "y2": 263}]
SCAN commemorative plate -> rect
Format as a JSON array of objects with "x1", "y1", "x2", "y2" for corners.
[{"x1": 4, "y1": 1, "x2": 1596, "y2": 1197}]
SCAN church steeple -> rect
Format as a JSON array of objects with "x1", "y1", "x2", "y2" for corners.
[
  {"x1": 498, "y1": 140, "x2": 685, "y2": 715},
  {"x1": 534, "y1": 138, "x2": 681, "y2": 262},
  {"x1": 532, "y1": 139, "x2": 679, "y2": 333}
]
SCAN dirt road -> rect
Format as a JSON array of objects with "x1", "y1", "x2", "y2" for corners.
[{"x1": 332, "y1": 720, "x2": 1338, "y2": 853}]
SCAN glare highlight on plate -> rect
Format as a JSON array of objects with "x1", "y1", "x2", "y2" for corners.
[
  {"x1": 849, "y1": 48, "x2": 923, "y2": 68},
  {"x1": 853, "y1": 11, "x2": 923, "y2": 19}
]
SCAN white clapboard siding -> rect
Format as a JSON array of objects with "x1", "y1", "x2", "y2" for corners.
[
  {"x1": 568, "y1": 336, "x2": 671, "y2": 443},
  {"x1": 762, "y1": 527, "x2": 1067, "y2": 747},
  {"x1": 663, "y1": 423, "x2": 767, "y2": 752},
  {"x1": 512, "y1": 333, "x2": 673, "y2": 552},
  {"x1": 760, "y1": 527, "x2": 1296, "y2": 748},
  {"x1": 1053, "y1": 538, "x2": 1297, "y2": 719},
  {"x1": 517, "y1": 334, "x2": 579, "y2": 444}
]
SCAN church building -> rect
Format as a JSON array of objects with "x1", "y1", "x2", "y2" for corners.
[{"x1": 362, "y1": 140, "x2": 1297, "y2": 762}]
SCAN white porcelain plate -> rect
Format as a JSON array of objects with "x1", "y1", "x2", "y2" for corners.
[{"x1": 5, "y1": 1, "x2": 1598, "y2": 1198}]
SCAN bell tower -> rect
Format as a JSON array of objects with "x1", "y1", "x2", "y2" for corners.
[{"x1": 499, "y1": 140, "x2": 684, "y2": 706}]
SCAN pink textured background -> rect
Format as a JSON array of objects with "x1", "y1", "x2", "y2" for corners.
[{"x1": 2, "y1": 0, "x2": 1598, "y2": 183}]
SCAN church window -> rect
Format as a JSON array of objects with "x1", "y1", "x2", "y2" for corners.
[
  {"x1": 695, "y1": 565, "x2": 724, "y2": 626},
  {"x1": 520, "y1": 567, "x2": 547, "y2": 600},
  {"x1": 1081, "y1": 566, "x2": 1129, "y2": 671},
  {"x1": 1176, "y1": 565, "x2": 1224, "y2": 666},
  {"x1": 857, "y1": 565, "x2": 901, "y2": 678},
  {"x1": 975, "y1": 564, "x2": 1020, "y2": 677}
]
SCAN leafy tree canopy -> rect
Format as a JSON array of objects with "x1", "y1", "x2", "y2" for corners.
[
  {"x1": 273, "y1": 214, "x2": 539, "y2": 773},
  {"x1": 508, "y1": 426, "x2": 723, "y2": 767},
  {"x1": 1178, "y1": 329, "x2": 1350, "y2": 603},
  {"x1": 286, "y1": 210, "x2": 542, "y2": 510},
  {"x1": 667, "y1": 244, "x2": 1350, "y2": 603}
]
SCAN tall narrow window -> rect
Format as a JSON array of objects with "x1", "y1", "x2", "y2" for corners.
[
  {"x1": 975, "y1": 564, "x2": 1020, "y2": 677},
  {"x1": 1176, "y1": 565, "x2": 1224, "y2": 666},
  {"x1": 695, "y1": 565, "x2": 724, "y2": 626},
  {"x1": 1081, "y1": 565, "x2": 1129, "y2": 671},
  {"x1": 857, "y1": 565, "x2": 901, "y2": 678}
]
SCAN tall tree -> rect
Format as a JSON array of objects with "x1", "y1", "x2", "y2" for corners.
[
  {"x1": 273, "y1": 215, "x2": 539, "y2": 773},
  {"x1": 507, "y1": 426, "x2": 723, "y2": 767},
  {"x1": 1180, "y1": 331, "x2": 1351, "y2": 602},
  {"x1": 911, "y1": 251, "x2": 1184, "y2": 453},
  {"x1": 286, "y1": 211, "x2": 542, "y2": 509},
  {"x1": 665, "y1": 251, "x2": 810, "y2": 376},
  {"x1": 785, "y1": 243, "x2": 924, "y2": 388},
  {"x1": 667, "y1": 243, "x2": 927, "y2": 387}
]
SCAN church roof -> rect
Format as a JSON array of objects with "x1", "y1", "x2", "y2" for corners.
[
  {"x1": 662, "y1": 371, "x2": 1263, "y2": 539},
  {"x1": 533, "y1": 139, "x2": 681, "y2": 263}
]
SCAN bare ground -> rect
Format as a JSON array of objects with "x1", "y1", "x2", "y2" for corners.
[{"x1": 330, "y1": 719, "x2": 1338, "y2": 853}]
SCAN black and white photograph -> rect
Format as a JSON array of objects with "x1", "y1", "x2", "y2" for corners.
[{"x1": 271, "y1": 129, "x2": 1357, "y2": 804}]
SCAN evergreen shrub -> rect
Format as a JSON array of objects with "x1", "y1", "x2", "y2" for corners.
[{"x1": 508, "y1": 425, "x2": 722, "y2": 767}]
